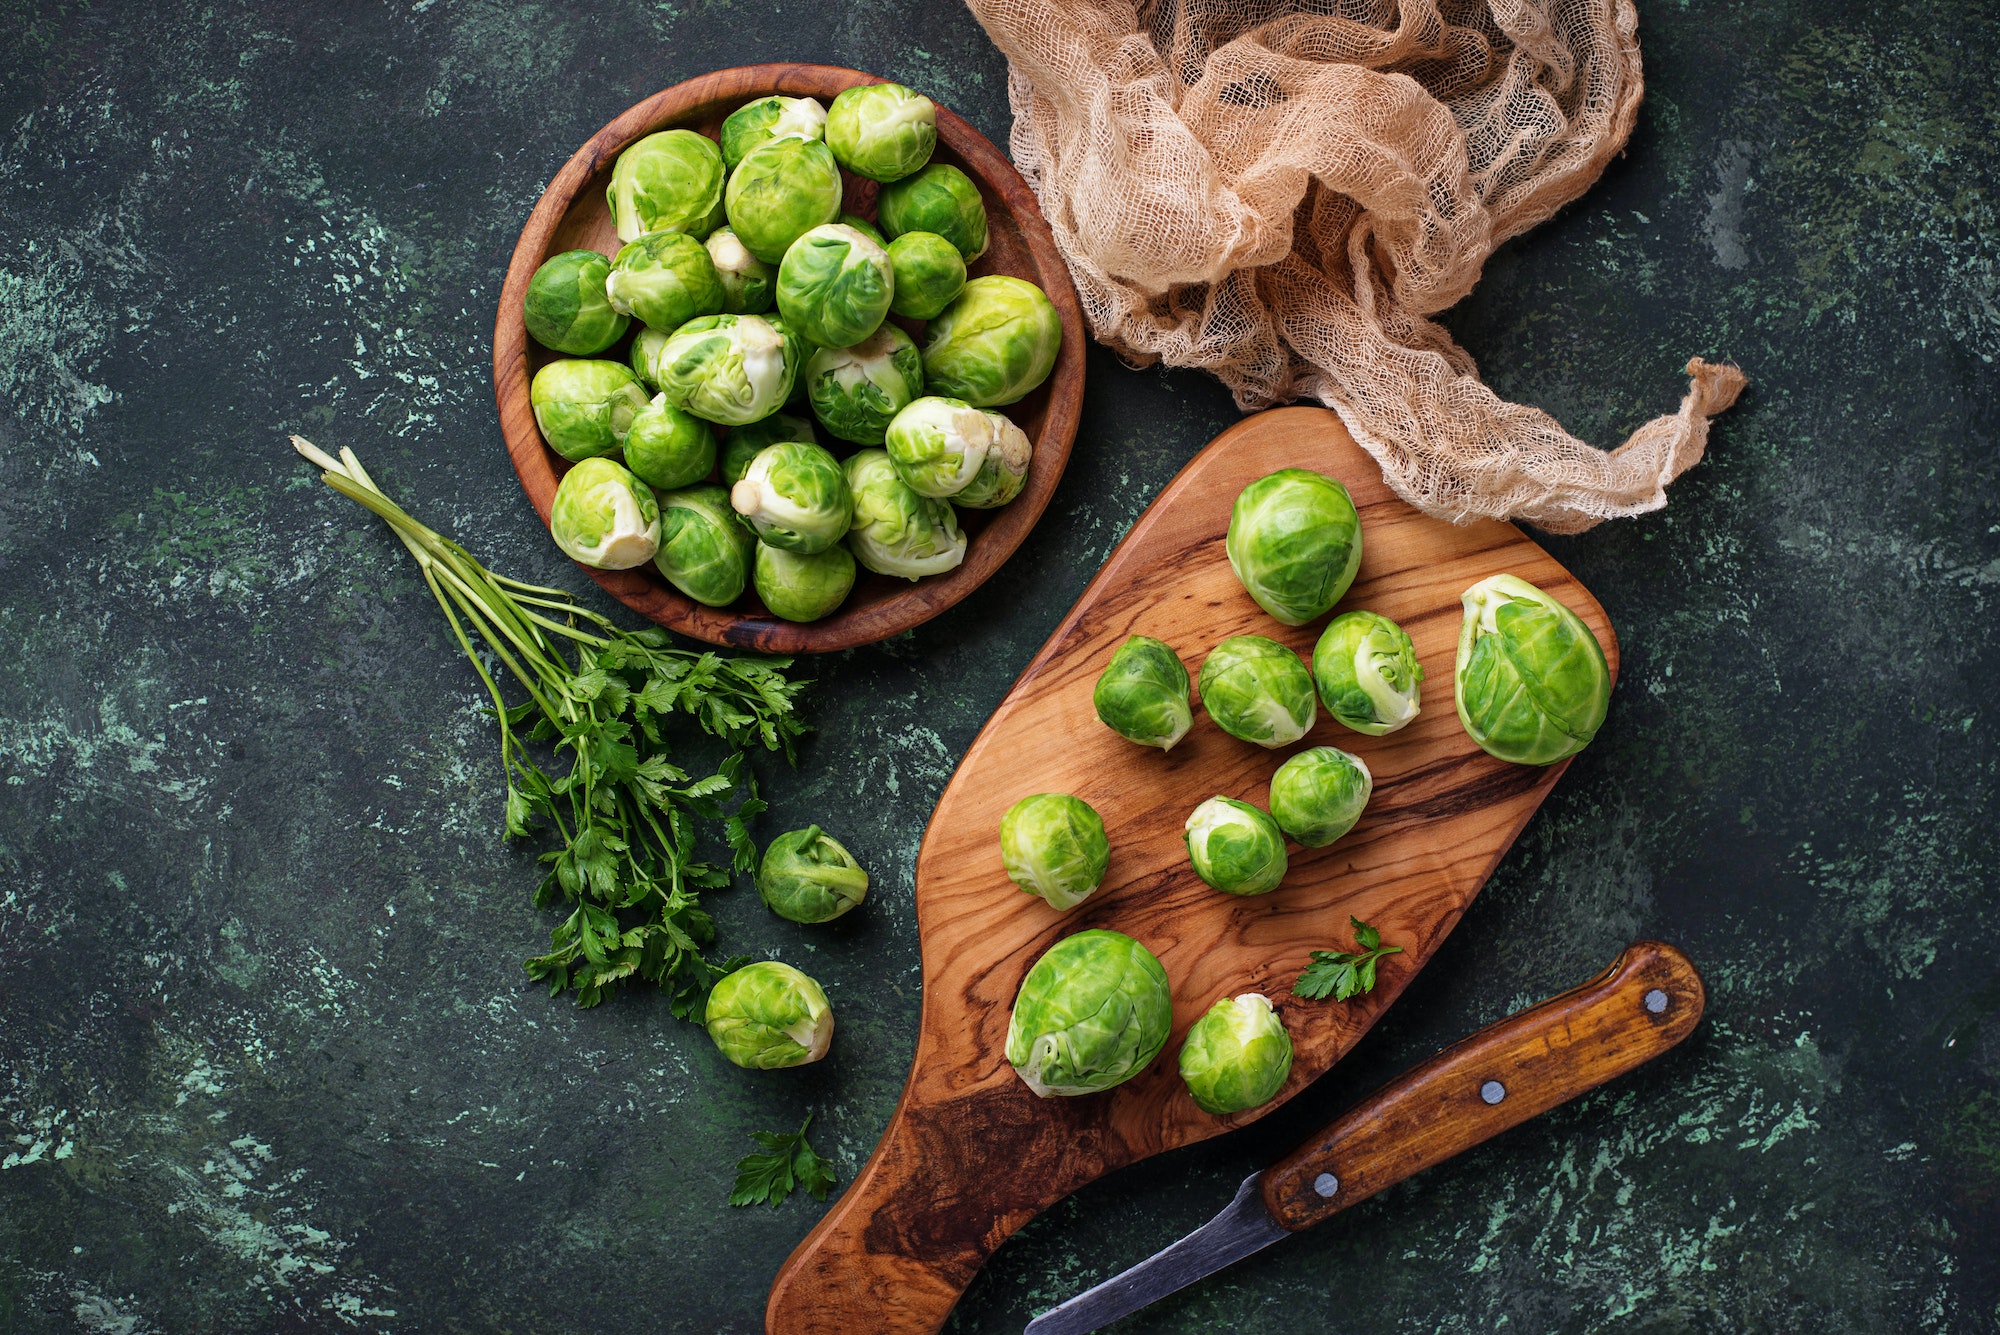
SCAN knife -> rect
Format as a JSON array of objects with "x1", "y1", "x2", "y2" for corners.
[{"x1": 1024, "y1": 940, "x2": 1705, "y2": 1335}]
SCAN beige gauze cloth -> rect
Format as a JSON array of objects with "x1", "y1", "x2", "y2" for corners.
[{"x1": 965, "y1": 0, "x2": 1746, "y2": 533}]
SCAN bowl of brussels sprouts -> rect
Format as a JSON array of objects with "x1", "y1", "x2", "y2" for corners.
[{"x1": 494, "y1": 65, "x2": 1086, "y2": 652}]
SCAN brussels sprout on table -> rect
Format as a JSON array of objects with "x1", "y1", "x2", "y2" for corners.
[
  {"x1": 1267, "y1": 746, "x2": 1372, "y2": 848},
  {"x1": 758, "y1": 825, "x2": 869, "y2": 924},
  {"x1": 522, "y1": 249, "x2": 629, "y2": 356},
  {"x1": 952, "y1": 411, "x2": 1031, "y2": 508},
  {"x1": 776, "y1": 223, "x2": 896, "y2": 349},
  {"x1": 725, "y1": 137, "x2": 844, "y2": 264},
  {"x1": 721, "y1": 412, "x2": 817, "y2": 485},
  {"x1": 622, "y1": 394, "x2": 717, "y2": 490},
  {"x1": 921, "y1": 276, "x2": 1062, "y2": 408},
  {"x1": 1178, "y1": 993, "x2": 1294, "y2": 1116},
  {"x1": 1225, "y1": 468, "x2": 1363, "y2": 626},
  {"x1": 530, "y1": 359, "x2": 651, "y2": 461},
  {"x1": 883, "y1": 395, "x2": 991, "y2": 498},
  {"x1": 719, "y1": 94, "x2": 827, "y2": 169},
  {"x1": 1184, "y1": 795, "x2": 1288, "y2": 896},
  {"x1": 843, "y1": 449, "x2": 966, "y2": 579},
  {"x1": 999, "y1": 792, "x2": 1111, "y2": 911},
  {"x1": 886, "y1": 231, "x2": 966, "y2": 321},
  {"x1": 877, "y1": 162, "x2": 988, "y2": 260},
  {"x1": 754, "y1": 542, "x2": 856, "y2": 622},
  {"x1": 1198, "y1": 635, "x2": 1317, "y2": 748},
  {"x1": 704, "y1": 226, "x2": 776, "y2": 315},
  {"x1": 607, "y1": 128, "x2": 726, "y2": 243},
  {"x1": 548, "y1": 456, "x2": 661, "y2": 570},
  {"x1": 1455, "y1": 574, "x2": 1611, "y2": 765},
  {"x1": 643, "y1": 313, "x2": 799, "y2": 426},
  {"x1": 825, "y1": 83, "x2": 937, "y2": 183},
  {"x1": 1093, "y1": 635, "x2": 1193, "y2": 751},
  {"x1": 1312, "y1": 610, "x2": 1422, "y2": 735},
  {"x1": 1005, "y1": 929, "x2": 1171, "y2": 1097},
  {"x1": 805, "y1": 324, "x2": 924, "y2": 446},
  {"x1": 731, "y1": 440, "x2": 852, "y2": 554},
  {"x1": 703, "y1": 960, "x2": 834, "y2": 1069},
  {"x1": 604, "y1": 230, "x2": 725, "y2": 332},
  {"x1": 652, "y1": 484, "x2": 754, "y2": 607}
]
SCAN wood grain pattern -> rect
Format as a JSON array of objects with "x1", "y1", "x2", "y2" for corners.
[
  {"x1": 765, "y1": 406, "x2": 1621, "y2": 1334},
  {"x1": 491, "y1": 64, "x2": 1086, "y2": 654}
]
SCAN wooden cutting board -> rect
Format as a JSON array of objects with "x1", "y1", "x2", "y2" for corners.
[{"x1": 765, "y1": 406, "x2": 1619, "y2": 1333}]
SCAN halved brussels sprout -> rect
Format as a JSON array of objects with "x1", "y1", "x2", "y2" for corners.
[
  {"x1": 721, "y1": 412, "x2": 817, "y2": 485},
  {"x1": 1267, "y1": 746, "x2": 1372, "y2": 848},
  {"x1": 523, "y1": 249, "x2": 629, "y2": 356},
  {"x1": 724, "y1": 137, "x2": 844, "y2": 264},
  {"x1": 882, "y1": 395, "x2": 991, "y2": 498},
  {"x1": 719, "y1": 95, "x2": 827, "y2": 169},
  {"x1": 1178, "y1": 993, "x2": 1294, "y2": 1115},
  {"x1": 1005, "y1": 929, "x2": 1171, "y2": 1097},
  {"x1": 805, "y1": 324, "x2": 924, "y2": 446},
  {"x1": 530, "y1": 359, "x2": 651, "y2": 461},
  {"x1": 1455, "y1": 574, "x2": 1611, "y2": 765},
  {"x1": 920, "y1": 276, "x2": 1062, "y2": 407},
  {"x1": 549, "y1": 456, "x2": 661, "y2": 570},
  {"x1": 1225, "y1": 469, "x2": 1363, "y2": 626},
  {"x1": 825, "y1": 83, "x2": 937, "y2": 182},
  {"x1": 646, "y1": 313, "x2": 799, "y2": 426},
  {"x1": 704, "y1": 226, "x2": 776, "y2": 314},
  {"x1": 1093, "y1": 635, "x2": 1193, "y2": 751},
  {"x1": 758, "y1": 825, "x2": 869, "y2": 924},
  {"x1": 1198, "y1": 636, "x2": 1317, "y2": 748},
  {"x1": 604, "y1": 230, "x2": 724, "y2": 332},
  {"x1": 886, "y1": 230, "x2": 966, "y2": 320},
  {"x1": 607, "y1": 129, "x2": 726, "y2": 243},
  {"x1": 754, "y1": 542, "x2": 856, "y2": 622},
  {"x1": 1312, "y1": 610, "x2": 1422, "y2": 735},
  {"x1": 839, "y1": 213, "x2": 886, "y2": 245},
  {"x1": 952, "y1": 412, "x2": 1031, "y2": 508},
  {"x1": 731, "y1": 441, "x2": 852, "y2": 553},
  {"x1": 843, "y1": 449, "x2": 966, "y2": 579},
  {"x1": 653, "y1": 484, "x2": 754, "y2": 607},
  {"x1": 776, "y1": 223, "x2": 895, "y2": 349},
  {"x1": 703, "y1": 960, "x2": 833, "y2": 1069},
  {"x1": 999, "y1": 792, "x2": 1111, "y2": 911},
  {"x1": 877, "y1": 162, "x2": 988, "y2": 260},
  {"x1": 1184, "y1": 796, "x2": 1288, "y2": 896},
  {"x1": 622, "y1": 394, "x2": 717, "y2": 490}
]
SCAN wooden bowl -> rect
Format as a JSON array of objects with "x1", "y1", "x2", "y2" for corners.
[{"x1": 493, "y1": 64, "x2": 1087, "y2": 653}]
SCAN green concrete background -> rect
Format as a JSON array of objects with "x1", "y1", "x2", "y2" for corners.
[{"x1": 0, "y1": 0, "x2": 1995, "y2": 1330}]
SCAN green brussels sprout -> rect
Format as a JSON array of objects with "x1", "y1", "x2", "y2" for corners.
[
  {"x1": 1312, "y1": 610, "x2": 1423, "y2": 735},
  {"x1": 805, "y1": 324, "x2": 924, "y2": 445},
  {"x1": 843, "y1": 449, "x2": 966, "y2": 579},
  {"x1": 886, "y1": 231, "x2": 966, "y2": 320},
  {"x1": 1225, "y1": 468, "x2": 1363, "y2": 626},
  {"x1": 704, "y1": 226, "x2": 776, "y2": 314},
  {"x1": 607, "y1": 128, "x2": 726, "y2": 243},
  {"x1": 604, "y1": 230, "x2": 724, "y2": 332},
  {"x1": 719, "y1": 95, "x2": 828, "y2": 169},
  {"x1": 758, "y1": 825, "x2": 869, "y2": 923},
  {"x1": 653, "y1": 484, "x2": 754, "y2": 606},
  {"x1": 522, "y1": 249, "x2": 629, "y2": 356},
  {"x1": 1005, "y1": 930, "x2": 1171, "y2": 1097},
  {"x1": 999, "y1": 792, "x2": 1111, "y2": 911},
  {"x1": 775, "y1": 223, "x2": 895, "y2": 349},
  {"x1": 1178, "y1": 993, "x2": 1294, "y2": 1115},
  {"x1": 549, "y1": 456, "x2": 661, "y2": 570},
  {"x1": 731, "y1": 441, "x2": 852, "y2": 553},
  {"x1": 702, "y1": 960, "x2": 833, "y2": 1069},
  {"x1": 920, "y1": 276, "x2": 1062, "y2": 407},
  {"x1": 877, "y1": 162, "x2": 989, "y2": 260},
  {"x1": 1184, "y1": 796, "x2": 1288, "y2": 896},
  {"x1": 882, "y1": 395, "x2": 991, "y2": 497},
  {"x1": 1267, "y1": 746, "x2": 1372, "y2": 848},
  {"x1": 628, "y1": 324, "x2": 669, "y2": 391},
  {"x1": 721, "y1": 412, "x2": 817, "y2": 485},
  {"x1": 825, "y1": 83, "x2": 937, "y2": 183},
  {"x1": 952, "y1": 411, "x2": 1031, "y2": 508},
  {"x1": 754, "y1": 542, "x2": 856, "y2": 622},
  {"x1": 724, "y1": 137, "x2": 844, "y2": 264},
  {"x1": 839, "y1": 213, "x2": 887, "y2": 246},
  {"x1": 1455, "y1": 574, "x2": 1611, "y2": 765},
  {"x1": 530, "y1": 358, "x2": 651, "y2": 461},
  {"x1": 622, "y1": 394, "x2": 718, "y2": 490},
  {"x1": 1093, "y1": 635, "x2": 1193, "y2": 751},
  {"x1": 646, "y1": 314, "x2": 799, "y2": 426},
  {"x1": 1197, "y1": 636, "x2": 1317, "y2": 748}
]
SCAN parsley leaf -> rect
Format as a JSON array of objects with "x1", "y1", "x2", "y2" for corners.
[
  {"x1": 730, "y1": 1114, "x2": 837, "y2": 1208},
  {"x1": 1293, "y1": 916, "x2": 1405, "y2": 1002}
]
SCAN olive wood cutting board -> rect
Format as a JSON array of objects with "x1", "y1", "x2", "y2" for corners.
[{"x1": 764, "y1": 406, "x2": 1619, "y2": 1333}]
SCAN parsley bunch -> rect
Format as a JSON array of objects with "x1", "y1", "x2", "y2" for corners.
[
  {"x1": 1293, "y1": 917, "x2": 1404, "y2": 1002},
  {"x1": 731, "y1": 1115, "x2": 836, "y2": 1208}
]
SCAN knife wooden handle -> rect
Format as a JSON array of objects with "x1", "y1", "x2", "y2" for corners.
[{"x1": 1260, "y1": 940, "x2": 1703, "y2": 1231}]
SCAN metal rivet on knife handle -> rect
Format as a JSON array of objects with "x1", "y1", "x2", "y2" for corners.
[
  {"x1": 1479, "y1": 1079, "x2": 1506, "y2": 1105},
  {"x1": 1644, "y1": 988, "x2": 1669, "y2": 1014},
  {"x1": 1313, "y1": 1173, "x2": 1338, "y2": 1198}
]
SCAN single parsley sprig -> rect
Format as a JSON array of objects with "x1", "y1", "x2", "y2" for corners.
[
  {"x1": 730, "y1": 1114, "x2": 837, "y2": 1208},
  {"x1": 1293, "y1": 916, "x2": 1405, "y2": 1002},
  {"x1": 293, "y1": 437, "x2": 808, "y2": 1009}
]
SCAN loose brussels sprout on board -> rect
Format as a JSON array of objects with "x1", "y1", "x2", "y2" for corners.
[
  {"x1": 1178, "y1": 993, "x2": 1294, "y2": 1116},
  {"x1": 886, "y1": 230, "x2": 967, "y2": 320},
  {"x1": 921, "y1": 276, "x2": 1063, "y2": 408},
  {"x1": 877, "y1": 162, "x2": 988, "y2": 260},
  {"x1": 758, "y1": 825, "x2": 869, "y2": 923},
  {"x1": 754, "y1": 542, "x2": 856, "y2": 622},
  {"x1": 622, "y1": 395, "x2": 717, "y2": 490},
  {"x1": 1005, "y1": 929, "x2": 1172, "y2": 1097},
  {"x1": 721, "y1": 412, "x2": 817, "y2": 485},
  {"x1": 719, "y1": 95, "x2": 827, "y2": 169},
  {"x1": 999, "y1": 792, "x2": 1111, "y2": 911},
  {"x1": 825, "y1": 83, "x2": 937, "y2": 182},
  {"x1": 653, "y1": 484, "x2": 754, "y2": 607},
  {"x1": 1456, "y1": 574, "x2": 1611, "y2": 765},
  {"x1": 1267, "y1": 746, "x2": 1372, "y2": 848},
  {"x1": 703, "y1": 960, "x2": 833, "y2": 1069},
  {"x1": 530, "y1": 359, "x2": 650, "y2": 461},
  {"x1": 646, "y1": 313, "x2": 799, "y2": 426},
  {"x1": 1312, "y1": 610, "x2": 1423, "y2": 735},
  {"x1": 776, "y1": 223, "x2": 896, "y2": 350},
  {"x1": 844, "y1": 449, "x2": 966, "y2": 579},
  {"x1": 731, "y1": 441, "x2": 852, "y2": 554},
  {"x1": 704, "y1": 226, "x2": 776, "y2": 314},
  {"x1": 1198, "y1": 635, "x2": 1317, "y2": 748},
  {"x1": 604, "y1": 230, "x2": 724, "y2": 332},
  {"x1": 1225, "y1": 468, "x2": 1363, "y2": 626},
  {"x1": 883, "y1": 395, "x2": 991, "y2": 497},
  {"x1": 549, "y1": 457, "x2": 661, "y2": 570},
  {"x1": 805, "y1": 325, "x2": 924, "y2": 446},
  {"x1": 607, "y1": 128, "x2": 726, "y2": 243},
  {"x1": 1184, "y1": 796, "x2": 1288, "y2": 896},
  {"x1": 725, "y1": 137, "x2": 844, "y2": 264},
  {"x1": 1093, "y1": 635, "x2": 1193, "y2": 751},
  {"x1": 952, "y1": 411, "x2": 1032, "y2": 508},
  {"x1": 522, "y1": 249, "x2": 629, "y2": 356}
]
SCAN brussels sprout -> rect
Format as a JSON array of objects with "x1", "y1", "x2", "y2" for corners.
[
  {"x1": 530, "y1": 359, "x2": 651, "y2": 461},
  {"x1": 839, "y1": 213, "x2": 887, "y2": 246},
  {"x1": 843, "y1": 449, "x2": 966, "y2": 579},
  {"x1": 1178, "y1": 993, "x2": 1294, "y2": 1115},
  {"x1": 1455, "y1": 574, "x2": 1611, "y2": 765},
  {"x1": 886, "y1": 231, "x2": 966, "y2": 320},
  {"x1": 646, "y1": 314, "x2": 799, "y2": 426},
  {"x1": 758, "y1": 825, "x2": 869, "y2": 924},
  {"x1": 999, "y1": 793, "x2": 1111, "y2": 911},
  {"x1": 1093, "y1": 635, "x2": 1193, "y2": 751},
  {"x1": 1267, "y1": 746, "x2": 1372, "y2": 848},
  {"x1": 724, "y1": 137, "x2": 844, "y2": 264},
  {"x1": 604, "y1": 230, "x2": 724, "y2": 332},
  {"x1": 703, "y1": 960, "x2": 833, "y2": 1069},
  {"x1": 1005, "y1": 930, "x2": 1171, "y2": 1097},
  {"x1": 754, "y1": 542, "x2": 856, "y2": 622},
  {"x1": 628, "y1": 324, "x2": 669, "y2": 391},
  {"x1": 877, "y1": 162, "x2": 988, "y2": 260},
  {"x1": 1312, "y1": 610, "x2": 1423, "y2": 735},
  {"x1": 731, "y1": 441, "x2": 852, "y2": 553},
  {"x1": 1197, "y1": 636, "x2": 1317, "y2": 748},
  {"x1": 549, "y1": 456, "x2": 661, "y2": 570},
  {"x1": 1225, "y1": 468, "x2": 1363, "y2": 626},
  {"x1": 775, "y1": 223, "x2": 895, "y2": 349},
  {"x1": 653, "y1": 484, "x2": 754, "y2": 606},
  {"x1": 882, "y1": 395, "x2": 991, "y2": 497},
  {"x1": 522, "y1": 249, "x2": 629, "y2": 356},
  {"x1": 607, "y1": 128, "x2": 726, "y2": 244},
  {"x1": 921, "y1": 276, "x2": 1062, "y2": 407},
  {"x1": 622, "y1": 394, "x2": 718, "y2": 490},
  {"x1": 719, "y1": 94, "x2": 828, "y2": 169},
  {"x1": 805, "y1": 325, "x2": 924, "y2": 446},
  {"x1": 721, "y1": 412, "x2": 817, "y2": 485},
  {"x1": 825, "y1": 83, "x2": 937, "y2": 182},
  {"x1": 704, "y1": 226, "x2": 776, "y2": 314},
  {"x1": 1184, "y1": 796, "x2": 1288, "y2": 896},
  {"x1": 953, "y1": 412, "x2": 1031, "y2": 508}
]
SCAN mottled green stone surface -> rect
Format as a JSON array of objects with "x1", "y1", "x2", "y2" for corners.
[{"x1": 1, "y1": 2, "x2": 1995, "y2": 1331}]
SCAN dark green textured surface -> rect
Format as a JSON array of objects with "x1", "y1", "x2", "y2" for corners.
[{"x1": 1, "y1": 1, "x2": 1996, "y2": 1330}]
